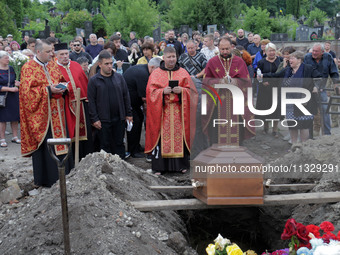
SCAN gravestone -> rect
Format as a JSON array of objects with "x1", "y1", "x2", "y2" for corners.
[
  {"x1": 270, "y1": 33, "x2": 288, "y2": 42},
  {"x1": 84, "y1": 21, "x2": 92, "y2": 39},
  {"x1": 38, "y1": 31, "x2": 46, "y2": 39},
  {"x1": 44, "y1": 25, "x2": 50, "y2": 39},
  {"x1": 207, "y1": 25, "x2": 217, "y2": 35},
  {"x1": 197, "y1": 24, "x2": 203, "y2": 33},
  {"x1": 21, "y1": 30, "x2": 34, "y2": 37},
  {"x1": 180, "y1": 25, "x2": 189, "y2": 35},
  {"x1": 153, "y1": 27, "x2": 161, "y2": 42},
  {"x1": 220, "y1": 25, "x2": 226, "y2": 35},
  {"x1": 296, "y1": 25, "x2": 310, "y2": 41}
]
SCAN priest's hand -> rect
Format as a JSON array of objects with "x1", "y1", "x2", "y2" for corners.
[
  {"x1": 163, "y1": 87, "x2": 172, "y2": 95},
  {"x1": 92, "y1": 120, "x2": 102, "y2": 130},
  {"x1": 172, "y1": 86, "x2": 182, "y2": 94},
  {"x1": 50, "y1": 84, "x2": 66, "y2": 94}
]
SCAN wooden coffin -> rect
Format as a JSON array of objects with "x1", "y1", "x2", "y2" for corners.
[{"x1": 191, "y1": 144, "x2": 264, "y2": 205}]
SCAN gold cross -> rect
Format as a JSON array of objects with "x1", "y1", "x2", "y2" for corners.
[
  {"x1": 234, "y1": 68, "x2": 239, "y2": 73},
  {"x1": 215, "y1": 68, "x2": 220, "y2": 73}
]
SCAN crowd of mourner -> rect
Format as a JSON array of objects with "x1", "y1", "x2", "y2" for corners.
[{"x1": 0, "y1": 28, "x2": 339, "y2": 187}]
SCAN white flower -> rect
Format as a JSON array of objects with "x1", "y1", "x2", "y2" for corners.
[{"x1": 214, "y1": 234, "x2": 231, "y2": 251}]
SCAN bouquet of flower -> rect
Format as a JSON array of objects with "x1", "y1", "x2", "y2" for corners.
[
  {"x1": 206, "y1": 234, "x2": 243, "y2": 255},
  {"x1": 281, "y1": 219, "x2": 340, "y2": 255},
  {"x1": 9, "y1": 51, "x2": 30, "y2": 80}
]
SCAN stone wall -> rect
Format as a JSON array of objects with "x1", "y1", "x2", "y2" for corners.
[{"x1": 272, "y1": 40, "x2": 340, "y2": 56}]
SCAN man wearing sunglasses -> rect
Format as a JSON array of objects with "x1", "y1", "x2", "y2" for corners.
[{"x1": 70, "y1": 40, "x2": 93, "y2": 64}]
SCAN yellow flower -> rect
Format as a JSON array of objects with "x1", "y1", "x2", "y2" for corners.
[
  {"x1": 206, "y1": 243, "x2": 216, "y2": 255},
  {"x1": 244, "y1": 250, "x2": 257, "y2": 255},
  {"x1": 226, "y1": 244, "x2": 243, "y2": 255}
]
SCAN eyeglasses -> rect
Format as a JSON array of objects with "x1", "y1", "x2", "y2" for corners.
[{"x1": 74, "y1": 44, "x2": 81, "y2": 46}]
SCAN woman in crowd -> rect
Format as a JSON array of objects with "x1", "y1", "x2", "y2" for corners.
[
  {"x1": 180, "y1": 33, "x2": 189, "y2": 54},
  {"x1": 158, "y1": 41, "x2": 166, "y2": 56},
  {"x1": 253, "y1": 39, "x2": 270, "y2": 72},
  {"x1": 10, "y1": 41, "x2": 20, "y2": 52},
  {"x1": 256, "y1": 42, "x2": 282, "y2": 137},
  {"x1": 235, "y1": 45, "x2": 253, "y2": 77},
  {"x1": 0, "y1": 51, "x2": 20, "y2": 147},
  {"x1": 76, "y1": 57, "x2": 90, "y2": 78},
  {"x1": 4, "y1": 46, "x2": 12, "y2": 57},
  {"x1": 276, "y1": 46, "x2": 296, "y2": 73},
  {"x1": 137, "y1": 42, "x2": 157, "y2": 65},
  {"x1": 128, "y1": 43, "x2": 142, "y2": 65},
  {"x1": 259, "y1": 51, "x2": 320, "y2": 145},
  {"x1": 21, "y1": 49, "x2": 34, "y2": 60}
]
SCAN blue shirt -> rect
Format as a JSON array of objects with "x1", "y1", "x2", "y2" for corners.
[
  {"x1": 247, "y1": 43, "x2": 261, "y2": 57},
  {"x1": 85, "y1": 44, "x2": 103, "y2": 59},
  {"x1": 304, "y1": 52, "x2": 339, "y2": 88}
]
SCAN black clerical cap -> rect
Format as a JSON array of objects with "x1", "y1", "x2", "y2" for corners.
[{"x1": 54, "y1": 43, "x2": 68, "y2": 51}]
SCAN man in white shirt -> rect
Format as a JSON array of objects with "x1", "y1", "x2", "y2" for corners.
[{"x1": 200, "y1": 34, "x2": 219, "y2": 61}]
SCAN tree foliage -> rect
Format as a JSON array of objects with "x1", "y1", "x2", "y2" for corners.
[
  {"x1": 62, "y1": 9, "x2": 92, "y2": 35},
  {"x1": 101, "y1": 0, "x2": 159, "y2": 38},
  {"x1": 0, "y1": 2, "x2": 21, "y2": 41},
  {"x1": 242, "y1": 6, "x2": 272, "y2": 38},
  {"x1": 5, "y1": 0, "x2": 24, "y2": 26},
  {"x1": 305, "y1": 8, "x2": 328, "y2": 27},
  {"x1": 92, "y1": 14, "x2": 108, "y2": 37},
  {"x1": 24, "y1": 0, "x2": 50, "y2": 21},
  {"x1": 286, "y1": 0, "x2": 301, "y2": 18},
  {"x1": 167, "y1": 0, "x2": 240, "y2": 30}
]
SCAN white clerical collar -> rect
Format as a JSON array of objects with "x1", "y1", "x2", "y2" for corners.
[{"x1": 34, "y1": 56, "x2": 49, "y2": 67}]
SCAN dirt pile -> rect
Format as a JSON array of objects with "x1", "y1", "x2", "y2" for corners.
[
  {"x1": 0, "y1": 151, "x2": 197, "y2": 255},
  {"x1": 259, "y1": 135, "x2": 340, "y2": 250}
]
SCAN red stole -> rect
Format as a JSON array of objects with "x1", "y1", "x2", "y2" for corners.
[
  {"x1": 145, "y1": 67, "x2": 197, "y2": 157},
  {"x1": 57, "y1": 61, "x2": 88, "y2": 140},
  {"x1": 203, "y1": 55, "x2": 255, "y2": 145},
  {"x1": 20, "y1": 59, "x2": 68, "y2": 156}
]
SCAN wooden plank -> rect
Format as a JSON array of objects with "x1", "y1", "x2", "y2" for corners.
[
  {"x1": 149, "y1": 183, "x2": 316, "y2": 194},
  {"x1": 263, "y1": 192, "x2": 340, "y2": 205},
  {"x1": 131, "y1": 192, "x2": 340, "y2": 211},
  {"x1": 149, "y1": 186, "x2": 193, "y2": 192},
  {"x1": 266, "y1": 183, "x2": 316, "y2": 192}
]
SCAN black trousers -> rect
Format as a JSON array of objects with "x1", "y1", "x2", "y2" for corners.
[
  {"x1": 32, "y1": 128, "x2": 74, "y2": 187},
  {"x1": 99, "y1": 117, "x2": 125, "y2": 159},
  {"x1": 127, "y1": 106, "x2": 144, "y2": 155}
]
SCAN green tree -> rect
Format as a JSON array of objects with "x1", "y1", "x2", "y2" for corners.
[
  {"x1": 286, "y1": 0, "x2": 301, "y2": 18},
  {"x1": 305, "y1": 8, "x2": 327, "y2": 27},
  {"x1": 242, "y1": 6, "x2": 272, "y2": 38},
  {"x1": 315, "y1": 0, "x2": 338, "y2": 17},
  {"x1": 257, "y1": 0, "x2": 267, "y2": 9},
  {"x1": 270, "y1": 14, "x2": 299, "y2": 40},
  {"x1": 101, "y1": 0, "x2": 159, "y2": 38},
  {"x1": 4, "y1": 0, "x2": 24, "y2": 26},
  {"x1": 0, "y1": 2, "x2": 21, "y2": 41},
  {"x1": 62, "y1": 9, "x2": 92, "y2": 36},
  {"x1": 92, "y1": 14, "x2": 108, "y2": 38},
  {"x1": 24, "y1": 0, "x2": 50, "y2": 21},
  {"x1": 167, "y1": 0, "x2": 240, "y2": 29}
]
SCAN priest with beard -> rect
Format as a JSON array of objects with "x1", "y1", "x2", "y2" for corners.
[
  {"x1": 55, "y1": 43, "x2": 93, "y2": 160},
  {"x1": 203, "y1": 36, "x2": 255, "y2": 146},
  {"x1": 145, "y1": 46, "x2": 197, "y2": 175}
]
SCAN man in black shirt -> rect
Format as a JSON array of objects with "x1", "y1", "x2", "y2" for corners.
[
  {"x1": 88, "y1": 50, "x2": 132, "y2": 158},
  {"x1": 236, "y1": 29, "x2": 249, "y2": 49},
  {"x1": 110, "y1": 35, "x2": 129, "y2": 62},
  {"x1": 166, "y1": 30, "x2": 182, "y2": 57},
  {"x1": 70, "y1": 40, "x2": 93, "y2": 64},
  {"x1": 123, "y1": 57, "x2": 161, "y2": 158}
]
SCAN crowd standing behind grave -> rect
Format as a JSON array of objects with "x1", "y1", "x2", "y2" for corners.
[{"x1": 0, "y1": 29, "x2": 339, "y2": 184}]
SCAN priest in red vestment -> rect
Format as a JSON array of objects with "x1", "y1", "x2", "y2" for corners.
[
  {"x1": 203, "y1": 36, "x2": 255, "y2": 146},
  {"x1": 55, "y1": 43, "x2": 93, "y2": 160},
  {"x1": 20, "y1": 39, "x2": 73, "y2": 187},
  {"x1": 145, "y1": 46, "x2": 198, "y2": 174}
]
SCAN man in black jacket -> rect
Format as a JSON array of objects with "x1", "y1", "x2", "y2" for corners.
[
  {"x1": 88, "y1": 50, "x2": 132, "y2": 159},
  {"x1": 123, "y1": 57, "x2": 161, "y2": 158}
]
